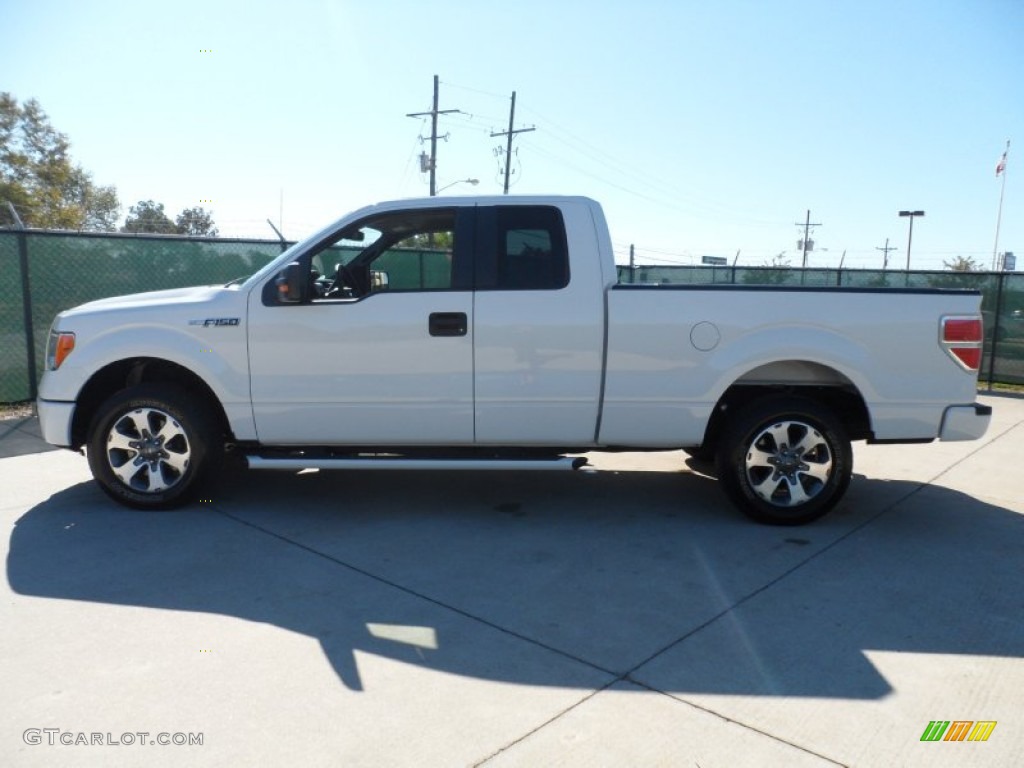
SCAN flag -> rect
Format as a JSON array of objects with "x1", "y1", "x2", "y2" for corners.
[{"x1": 996, "y1": 142, "x2": 1009, "y2": 176}]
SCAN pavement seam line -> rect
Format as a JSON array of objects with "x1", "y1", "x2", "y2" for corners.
[
  {"x1": 215, "y1": 510, "x2": 706, "y2": 763},
  {"x1": 913, "y1": 416, "x2": 1023, "y2": 491},
  {"x1": 472, "y1": 681, "x2": 618, "y2": 766},
  {"x1": 212, "y1": 414, "x2": 1020, "y2": 765},
  {"x1": 215, "y1": 511, "x2": 860, "y2": 768},
  {"x1": 215, "y1": 508, "x2": 621, "y2": 679},
  {"x1": 0, "y1": 417, "x2": 38, "y2": 442},
  {"x1": 217, "y1": 509, "x2": 642, "y2": 765},
  {"x1": 609, "y1": 421, "x2": 1023, "y2": 763},
  {"x1": 624, "y1": 413, "x2": 1024, "y2": 677},
  {"x1": 627, "y1": 679, "x2": 850, "y2": 768}
]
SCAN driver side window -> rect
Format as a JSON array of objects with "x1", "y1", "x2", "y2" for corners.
[
  {"x1": 310, "y1": 209, "x2": 458, "y2": 300},
  {"x1": 373, "y1": 230, "x2": 455, "y2": 292}
]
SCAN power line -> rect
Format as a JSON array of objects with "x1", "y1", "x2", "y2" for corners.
[
  {"x1": 398, "y1": 119, "x2": 426, "y2": 193},
  {"x1": 439, "y1": 80, "x2": 509, "y2": 100},
  {"x1": 520, "y1": 105, "x2": 788, "y2": 228},
  {"x1": 406, "y1": 75, "x2": 463, "y2": 196}
]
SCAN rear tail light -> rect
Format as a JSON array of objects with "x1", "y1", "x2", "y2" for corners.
[{"x1": 940, "y1": 316, "x2": 983, "y2": 372}]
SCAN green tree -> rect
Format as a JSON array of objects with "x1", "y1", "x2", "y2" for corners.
[
  {"x1": 0, "y1": 92, "x2": 120, "y2": 230},
  {"x1": 404, "y1": 231, "x2": 453, "y2": 249},
  {"x1": 929, "y1": 255, "x2": 988, "y2": 292},
  {"x1": 122, "y1": 200, "x2": 177, "y2": 234},
  {"x1": 944, "y1": 255, "x2": 981, "y2": 272},
  {"x1": 175, "y1": 206, "x2": 218, "y2": 237},
  {"x1": 742, "y1": 252, "x2": 793, "y2": 285}
]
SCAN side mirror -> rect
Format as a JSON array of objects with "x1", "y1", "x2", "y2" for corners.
[{"x1": 275, "y1": 262, "x2": 307, "y2": 303}]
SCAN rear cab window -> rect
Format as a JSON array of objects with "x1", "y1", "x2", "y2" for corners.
[{"x1": 477, "y1": 205, "x2": 570, "y2": 291}]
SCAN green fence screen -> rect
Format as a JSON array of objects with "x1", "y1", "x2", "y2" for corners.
[
  {"x1": 1, "y1": 230, "x2": 288, "y2": 402},
  {"x1": 2, "y1": 228, "x2": 1022, "y2": 402}
]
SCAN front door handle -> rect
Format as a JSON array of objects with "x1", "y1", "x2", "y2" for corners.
[{"x1": 429, "y1": 312, "x2": 468, "y2": 337}]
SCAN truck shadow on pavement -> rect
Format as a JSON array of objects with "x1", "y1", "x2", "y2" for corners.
[{"x1": 7, "y1": 467, "x2": 1024, "y2": 698}]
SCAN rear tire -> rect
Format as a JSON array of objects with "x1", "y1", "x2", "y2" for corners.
[
  {"x1": 715, "y1": 395, "x2": 852, "y2": 525},
  {"x1": 87, "y1": 383, "x2": 222, "y2": 509}
]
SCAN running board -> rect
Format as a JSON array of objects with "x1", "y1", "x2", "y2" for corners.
[{"x1": 245, "y1": 455, "x2": 589, "y2": 472}]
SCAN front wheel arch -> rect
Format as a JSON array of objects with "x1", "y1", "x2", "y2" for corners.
[{"x1": 71, "y1": 357, "x2": 231, "y2": 449}]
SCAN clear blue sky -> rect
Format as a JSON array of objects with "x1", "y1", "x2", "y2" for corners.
[{"x1": 4, "y1": 0, "x2": 1022, "y2": 269}]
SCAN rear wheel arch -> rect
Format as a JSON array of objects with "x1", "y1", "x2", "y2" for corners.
[{"x1": 695, "y1": 362, "x2": 873, "y2": 456}]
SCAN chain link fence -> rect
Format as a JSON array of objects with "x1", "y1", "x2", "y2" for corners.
[
  {"x1": 1, "y1": 230, "x2": 289, "y2": 402},
  {"x1": 2, "y1": 229, "x2": 1022, "y2": 402}
]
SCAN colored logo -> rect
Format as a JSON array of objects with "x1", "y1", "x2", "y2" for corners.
[{"x1": 920, "y1": 721, "x2": 997, "y2": 742}]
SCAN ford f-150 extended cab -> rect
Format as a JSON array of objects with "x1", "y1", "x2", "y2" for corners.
[{"x1": 37, "y1": 196, "x2": 991, "y2": 524}]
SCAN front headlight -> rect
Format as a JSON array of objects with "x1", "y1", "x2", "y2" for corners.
[{"x1": 46, "y1": 329, "x2": 76, "y2": 370}]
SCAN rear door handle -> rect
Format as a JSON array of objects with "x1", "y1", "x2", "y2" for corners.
[{"x1": 429, "y1": 312, "x2": 468, "y2": 337}]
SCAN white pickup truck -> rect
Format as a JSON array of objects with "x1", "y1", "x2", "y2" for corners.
[{"x1": 37, "y1": 196, "x2": 991, "y2": 524}]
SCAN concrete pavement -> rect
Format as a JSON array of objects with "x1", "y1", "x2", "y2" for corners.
[{"x1": 2, "y1": 394, "x2": 1022, "y2": 766}]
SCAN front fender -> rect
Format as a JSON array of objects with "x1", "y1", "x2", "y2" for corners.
[{"x1": 40, "y1": 322, "x2": 255, "y2": 441}]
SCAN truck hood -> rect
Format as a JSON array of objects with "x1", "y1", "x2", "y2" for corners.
[{"x1": 59, "y1": 285, "x2": 233, "y2": 318}]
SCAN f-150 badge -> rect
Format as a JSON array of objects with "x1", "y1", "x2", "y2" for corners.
[{"x1": 189, "y1": 318, "x2": 240, "y2": 327}]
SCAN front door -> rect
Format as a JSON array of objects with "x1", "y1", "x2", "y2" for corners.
[{"x1": 247, "y1": 207, "x2": 475, "y2": 445}]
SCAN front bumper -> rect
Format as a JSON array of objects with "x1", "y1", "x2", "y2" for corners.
[
  {"x1": 37, "y1": 399, "x2": 76, "y2": 448},
  {"x1": 938, "y1": 403, "x2": 992, "y2": 441}
]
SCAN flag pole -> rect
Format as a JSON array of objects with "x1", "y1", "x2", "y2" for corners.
[{"x1": 993, "y1": 140, "x2": 1010, "y2": 270}]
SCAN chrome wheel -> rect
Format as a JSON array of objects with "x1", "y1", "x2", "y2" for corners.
[
  {"x1": 717, "y1": 396, "x2": 852, "y2": 525},
  {"x1": 105, "y1": 407, "x2": 191, "y2": 493},
  {"x1": 744, "y1": 420, "x2": 833, "y2": 507}
]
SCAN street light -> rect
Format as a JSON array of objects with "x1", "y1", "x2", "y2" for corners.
[
  {"x1": 898, "y1": 210, "x2": 925, "y2": 270},
  {"x1": 437, "y1": 178, "x2": 479, "y2": 193}
]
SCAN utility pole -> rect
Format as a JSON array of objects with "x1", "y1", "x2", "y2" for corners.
[
  {"x1": 406, "y1": 75, "x2": 462, "y2": 196},
  {"x1": 898, "y1": 210, "x2": 925, "y2": 270},
  {"x1": 629, "y1": 243, "x2": 635, "y2": 283},
  {"x1": 875, "y1": 238, "x2": 897, "y2": 270},
  {"x1": 490, "y1": 91, "x2": 535, "y2": 194},
  {"x1": 795, "y1": 210, "x2": 821, "y2": 268}
]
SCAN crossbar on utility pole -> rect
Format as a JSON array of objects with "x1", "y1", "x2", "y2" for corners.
[
  {"x1": 875, "y1": 238, "x2": 897, "y2": 270},
  {"x1": 406, "y1": 75, "x2": 462, "y2": 196},
  {"x1": 491, "y1": 91, "x2": 535, "y2": 194}
]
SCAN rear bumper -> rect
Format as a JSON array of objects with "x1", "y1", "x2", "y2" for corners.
[
  {"x1": 37, "y1": 399, "x2": 76, "y2": 447},
  {"x1": 938, "y1": 403, "x2": 992, "y2": 441}
]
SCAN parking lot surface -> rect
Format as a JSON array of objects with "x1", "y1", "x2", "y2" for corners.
[{"x1": 2, "y1": 394, "x2": 1022, "y2": 767}]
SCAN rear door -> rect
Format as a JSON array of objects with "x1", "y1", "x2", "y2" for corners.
[{"x1": 472, "y1": 203, "x2": 605, "y2": 445}]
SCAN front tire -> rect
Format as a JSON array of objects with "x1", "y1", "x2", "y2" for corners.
[
  {"x1": 715, "y1": 395, "x2": 852, "y2": 525},
  {"x1": 87, "y1": 384, "x2": 222, "y2": 509}
]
